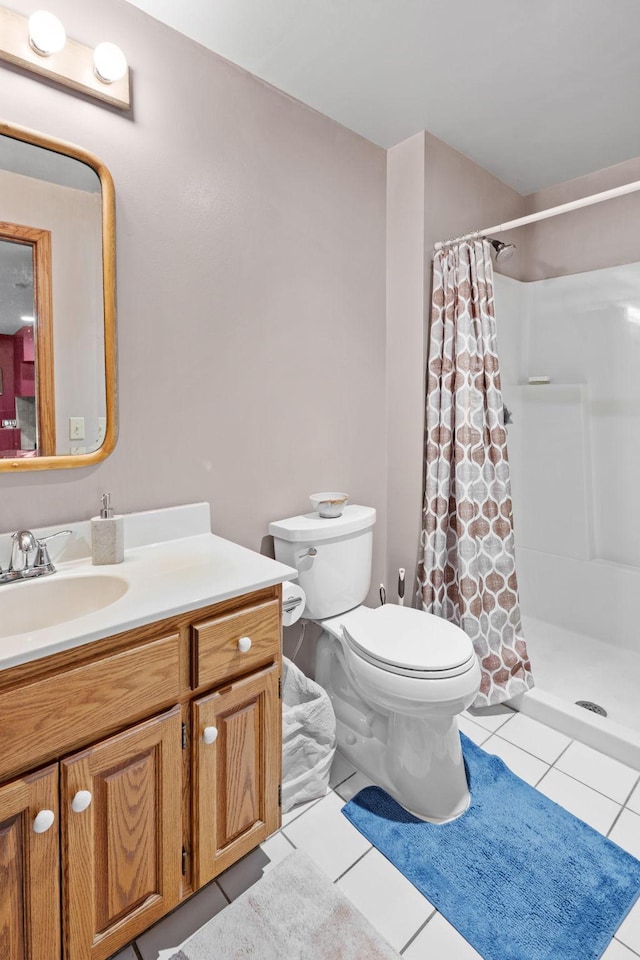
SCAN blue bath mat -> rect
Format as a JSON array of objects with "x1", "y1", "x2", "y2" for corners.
[{"x1": 342, "y1": 734, "x2": 640, "y2": 960}]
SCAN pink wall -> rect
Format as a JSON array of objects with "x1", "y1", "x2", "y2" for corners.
[
  {"x1": 4, "y1": 0, "x2": 633, "y2": 606},
  {"x1": 523, "y1": 155, "x2": 640, "y2": 281},
  {"x1": 0, "y1": 335, "x2": 16, "y2": 421},
  {"x1": 0, "y1": 0, "x2": 387, "y2": 591},
  {"x1": 423, "y1": 132, "x2": 525, "y2": 283},
  {"x1": 385, "y1": 131, "x2": 526, "y2": 595},
  {"x1": 385, "y1": 133, "x2": 426, "y2": 602}
]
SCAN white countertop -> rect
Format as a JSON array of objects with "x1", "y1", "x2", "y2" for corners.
[{"x1": 0, "y1": 504, "x2": 296, "y2": 671}]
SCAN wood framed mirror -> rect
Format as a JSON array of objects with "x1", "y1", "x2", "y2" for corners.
[{"x1": 0, "y1": 120, "x2": 116, "y2": 471}]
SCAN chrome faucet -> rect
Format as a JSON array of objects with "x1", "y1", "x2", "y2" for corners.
[{"x1": 1, "y1": 529, "x2": 71, "y2": 585}]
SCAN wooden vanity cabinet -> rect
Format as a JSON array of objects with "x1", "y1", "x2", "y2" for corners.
[
  {"x1": 0, "y1": 765, "x2": 60, "y2": 960},
  {"x1": 0, "y1": 585, "x2": 283, "y2": 960}
]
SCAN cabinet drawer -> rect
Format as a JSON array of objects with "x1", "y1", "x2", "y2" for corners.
[
  {"x1": 192, "y1": 600, "x2": 280, "y2": 689},
  {"x1": 0, "y1": 634, "x2": 180, "y2": 783}
]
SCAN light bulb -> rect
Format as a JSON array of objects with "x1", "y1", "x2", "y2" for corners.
[
  {"x1": 93, "y1": 42, "x2": 127, "y2": 84},
  {"x1": 28, "y1": 10, "x2": 66, "y2": 56}
]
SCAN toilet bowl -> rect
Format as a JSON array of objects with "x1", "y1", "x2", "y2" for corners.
[
  {"x1": 320, "y1": 604, "x2": 480, "y2": 821},
  {"x1": 269, "y1": 505, "x2": 481, "y2": 822}
]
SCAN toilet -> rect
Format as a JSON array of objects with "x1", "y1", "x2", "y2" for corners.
[{"x1": 269, "y1": 504, "x2": 481, "y2": 822}]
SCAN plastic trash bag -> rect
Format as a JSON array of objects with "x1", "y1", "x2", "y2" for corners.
[{"x1": 281, "y1": 656, "x2": 337, "y2": 813}]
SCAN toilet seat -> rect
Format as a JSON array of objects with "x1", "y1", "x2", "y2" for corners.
[{"x1": 341, "y1": 604, "x2": 477, "y2": 680}]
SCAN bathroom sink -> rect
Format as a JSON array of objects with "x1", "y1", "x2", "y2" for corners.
[{"x1": 0, "y1": 573, "x2": 129, "y2": 638}]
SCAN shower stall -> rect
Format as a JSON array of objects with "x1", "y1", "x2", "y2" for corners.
[
  {"x1": 494, "y1": 264, "x2": 640, "y2": 766},
  {"x1": 430, "y1": 184, "x2": 640, "y2": 768}
]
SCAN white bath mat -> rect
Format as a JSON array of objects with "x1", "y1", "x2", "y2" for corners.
[{"x1": 169, "y1": 850, "x2": 401, "y2": 960}]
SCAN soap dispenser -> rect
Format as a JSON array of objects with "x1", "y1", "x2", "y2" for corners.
[{"x1": 91, "y1": 493, "x2": 124, "y2": 565}]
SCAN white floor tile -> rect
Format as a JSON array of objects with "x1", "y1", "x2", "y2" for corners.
[
  {"x1": 602, "y1": 938, "x2": 640, "y2": 959},
  {"x1": 402, "y1": 912, "x2": 483, "y2": 959},
  {"x1": 536, "y1": 768, "x2": 621, "y2": 834},
  {"x1": 136, "y1": 881, "x2": 228, "y2": 960},
  {"x1": 555, "y1": 741, "x2": 639, "y2": 804},
  {"x1": 482, "y1": 734, "x2": 549, "y2": 786},
  {"x1": 334, "y1": 770, "x2": 376, "y2": 802},
  {"x1": 329, "y1": 751, "x2": 357, "y2": 788},
  {"x1": 617, "y1": 897, "x2": 640, "y2": 955},
  {"x1": 626, "y1": 779, "x2": 640, "y2": 815},
  {"x1": 262, "y1": 829, "x2": 297, "y2": 861},
  {"x1": 216, "y1": 831, "x2": 295, "y2": 901},
  {"x1": 110, "y1": 948, "x2": 137, "y2": 960},
  {"x1": 458, "y1": 715, "x2": 492, "y2": 746},
  {"x1": 337, "y1": 848, "x2": 434, "y2": 951},
  {"x1": 281, "y1": 793, "x2": 324, "y2": 827},
  {"x1": 496, "y1": 712, "x2": 571, "y2": 764},
  {"x1": 463, "y1": 705, "x2": 515, "y2": 732},
  {"x1": 281, "y1": 789, "x2": 371, "y2": 880},
  {"x1": 608, "y1": 808, "x2": 640, "y2": 859}
]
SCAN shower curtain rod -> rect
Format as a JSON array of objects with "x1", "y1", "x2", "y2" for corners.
[{"x1": 433, "y1": 176, "x2": 640, "y2": 251}]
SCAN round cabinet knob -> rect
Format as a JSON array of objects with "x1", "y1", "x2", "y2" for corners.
[
  {"x1": 237, "y1": 636, "x2": 252, "y2": 653},
  {"x1": 33, "y1": 809, "x2": 55, "y2": 834},
  {"x1": 71, "y1": 790, "x2": 92, "y2": 813},
  {"x1": 203, "y1": 726, "x2": 218, "y2": 744}
]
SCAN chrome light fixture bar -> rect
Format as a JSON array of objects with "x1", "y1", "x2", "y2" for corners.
[{"x1": 0, "y1": 5, "x2": 130, "y2": 110}]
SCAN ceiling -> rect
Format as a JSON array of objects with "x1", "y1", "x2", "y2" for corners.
[{"x1": 124, "y1": 0, "x2": 640, "y2": 194}]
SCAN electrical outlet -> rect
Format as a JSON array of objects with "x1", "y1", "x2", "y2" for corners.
[
  {"x1": 70, "y1": 445, "x2": 86, "y2": 455},
  {"x1": 97, "y1": 417, "x2": 106, "y2": 446},
  {"x1": 69, "y1": 417, "x2": 85, "y2": 440}
]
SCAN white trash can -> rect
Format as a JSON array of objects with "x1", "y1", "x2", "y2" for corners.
[{"x1": 281, "y1": 657, "x2": 337, "y2": 813}]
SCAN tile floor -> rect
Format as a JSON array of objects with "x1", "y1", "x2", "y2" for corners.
[{"x1": 113, "y1": 707, "x2": 640, "y2": 960}]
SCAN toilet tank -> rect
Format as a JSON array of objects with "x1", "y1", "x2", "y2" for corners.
[{"x1": 269, "y1": 505, "x2": 376, "y2": 620}]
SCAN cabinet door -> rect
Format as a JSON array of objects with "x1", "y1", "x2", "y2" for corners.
[
  {"x1": 61, "y1": 708, "x2": 182, "y2": 960},
  {"x1": 0, "y1": 765, "x2": 60, "y2": 960},
  {"x1": 192, "y1": 664, "x2": 280, "y2": 887}
]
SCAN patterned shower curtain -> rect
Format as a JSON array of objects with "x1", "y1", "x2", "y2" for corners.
[{"x1": 416, "y1": 239, "x2": 534, "y2": 706}]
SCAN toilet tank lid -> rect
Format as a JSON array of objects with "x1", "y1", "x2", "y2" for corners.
[{"x1": 269, "y1": 505, "x2": 376, "y2": 542}]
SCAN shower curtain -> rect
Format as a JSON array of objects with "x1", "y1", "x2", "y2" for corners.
[{"x1": 416, "y1": 239, "x2": 534, "y2": 706}]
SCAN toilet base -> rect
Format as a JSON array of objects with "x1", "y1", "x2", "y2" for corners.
[{"x1": 316, "y1": 631, "x2": 473, "y2": 823}]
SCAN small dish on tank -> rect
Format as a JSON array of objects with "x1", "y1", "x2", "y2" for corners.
[{"x1": 310, "y1": 492, "x2": 349, "y2": 518}]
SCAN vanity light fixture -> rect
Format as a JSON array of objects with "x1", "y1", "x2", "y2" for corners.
[
  {"x1": 93, "y1": 41, "x2": 127, "y2": 84},
  {"x1": 20, "y1": 315, "x2": 35, "y2": 323},
  {"x1": 0, "y1": 5, "x2": 131, "y2": 110},
  {"x1": 28, "y1": 9, "x2": 65, "y2": 55}
]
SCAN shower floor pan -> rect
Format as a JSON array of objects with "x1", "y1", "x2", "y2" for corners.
[{"x1": 508, "y1": 615, "x2": 640, "y2": 770}]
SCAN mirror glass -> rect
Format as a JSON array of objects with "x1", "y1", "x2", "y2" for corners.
[{"x1": 0, "y1": 124, "x2": 115, "y2": 470}]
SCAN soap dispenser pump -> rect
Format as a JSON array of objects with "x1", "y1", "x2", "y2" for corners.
[{"x1": 91, "y1": 493, "x2": 124, "y2": 565}]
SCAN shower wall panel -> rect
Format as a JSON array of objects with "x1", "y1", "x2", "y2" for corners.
[
  {"x1": 507, "y1": 384, "x2": 592, "y2": 561},
  {"x1": 494, "y1": 267, "x2": 640, "y2": 653}
]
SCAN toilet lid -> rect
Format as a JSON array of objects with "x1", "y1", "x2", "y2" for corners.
[{"x1": 342, "y1": 605, "x2": 476, "y2": 678}]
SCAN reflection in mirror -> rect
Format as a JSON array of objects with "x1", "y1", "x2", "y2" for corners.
[
  {"x1": 0, "y1": 123, "x2": 115, "y2": 471},
  {"x1": 0, "y1": 224, "x2": 54, "y2": 457}
]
